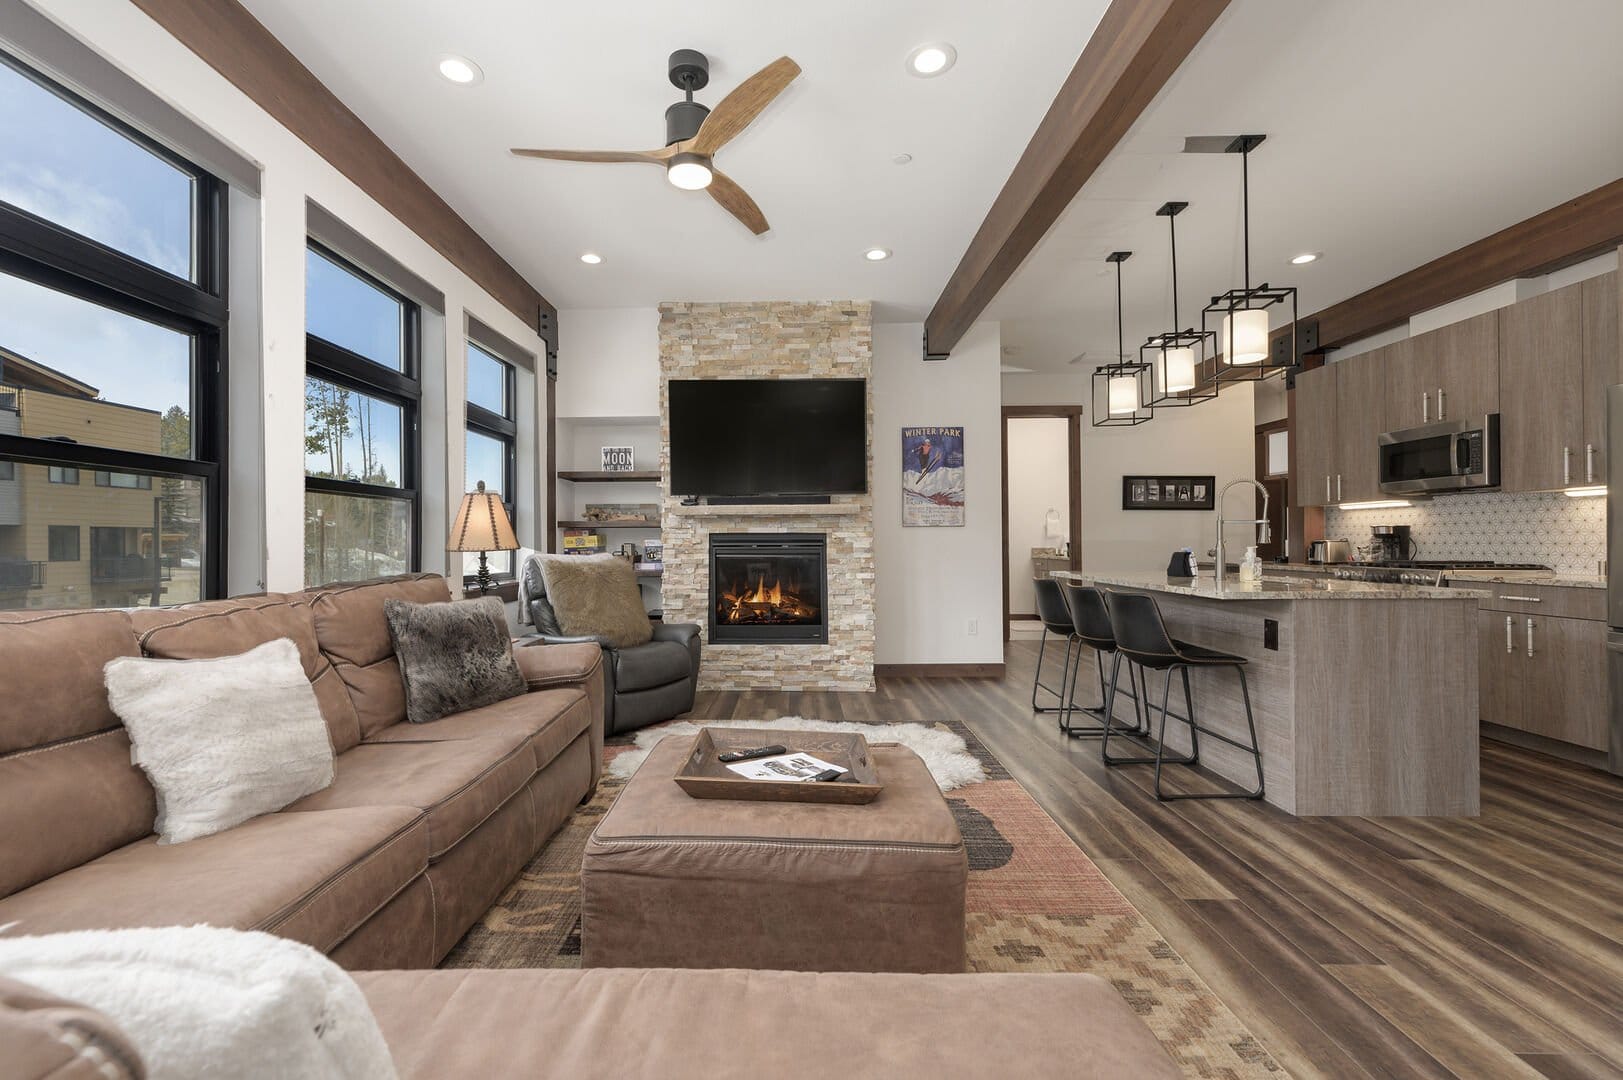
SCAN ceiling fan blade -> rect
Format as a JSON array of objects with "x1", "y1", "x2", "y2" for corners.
[
  {"x1": 689, "y1": 56, "x2": 800, "y2": 156},
  {"x1": 509, "y1": 147, "x2": 675, "y2": 164},
  {"x1": 707, "y1": 169, "x2": 769, "y2": 235}
]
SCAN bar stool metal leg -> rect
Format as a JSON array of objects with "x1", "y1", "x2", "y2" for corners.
[
  {"x1": 1063, "y1": 644, "x2": 1147, "y2": 738},
  {"x1": 1031, "y1": 627, "x2": 1075, "y2": 714},
  {"x1": 1153, "y1": 664, "x2": 1265, "y2": 802}
]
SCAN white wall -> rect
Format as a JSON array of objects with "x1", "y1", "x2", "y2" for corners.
[
  {"x1": 556, "y1": 308, "x2": 660, "y2": 418},
  {"x1": 25, "y1": 0, "x2": 553, "y2": 592},
  {"x1": 1001, "y1": 372, "x2": 1257, "y2": 572},
  {"x1": 873, "y1": 322, "x2": 1003, "y2": 667},
  {"x1": 1005, "y1": 417, "x2": 1070, "y2": 616}
]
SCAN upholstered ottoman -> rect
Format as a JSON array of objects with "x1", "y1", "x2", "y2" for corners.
[{"x1": 582, "y1": 738, "x2": 968, "y2": 972}]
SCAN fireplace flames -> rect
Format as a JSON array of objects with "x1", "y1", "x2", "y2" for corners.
[{"x1": 718, "y1": 573, "x2": 818, "y2": 624}]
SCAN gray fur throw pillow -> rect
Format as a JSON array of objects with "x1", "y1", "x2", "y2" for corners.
[
  {"x1": 383, "y1": 596, "x2": 526, "y2": 724},
  {"x1": 536, "y1": 554, "x2": 653, "y2": 649}
]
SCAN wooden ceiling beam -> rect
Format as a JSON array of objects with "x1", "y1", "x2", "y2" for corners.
[
  {"x1": 130, "y1": 0, "x2": 556, "y2": 337},
  {"x1": 1311, "y1": 178, "x2": 1623, "y2": 350},
  {"x1": 921, "y1": 0, "x2": 1231, "y2": 360}
]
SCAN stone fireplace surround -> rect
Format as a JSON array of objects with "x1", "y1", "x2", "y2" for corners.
[{"x1": 658, "y1": 301, "x2": 875, "y2": 691}]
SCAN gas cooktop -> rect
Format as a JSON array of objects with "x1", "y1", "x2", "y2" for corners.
[
  {"x1": 1328, "y1": 561, "x2": 1552, "y2": 585},
  {"x1": 1365, "y1": 561, "x2": 1551, "y2": 571}
]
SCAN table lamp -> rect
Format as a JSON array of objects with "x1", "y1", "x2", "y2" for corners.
[{"x1": 448, "y1": 481, "x2": 519, "y2": 595}]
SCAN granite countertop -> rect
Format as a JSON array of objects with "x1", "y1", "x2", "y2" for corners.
[{"x1": 1053, "y1": 570, "x2": 1474, "y2": 601}]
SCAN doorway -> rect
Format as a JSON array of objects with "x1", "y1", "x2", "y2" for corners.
[{"x1": 1002, "y1": 406, "x2": 1082, "y2": 642}]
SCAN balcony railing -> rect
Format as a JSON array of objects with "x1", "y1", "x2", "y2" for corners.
[
  {"x1": 0, "y1": 559, "x2": 45, "y2": 590},
  {"x1": 91, "y1": 555, "x2": 173, "y2": 586}
]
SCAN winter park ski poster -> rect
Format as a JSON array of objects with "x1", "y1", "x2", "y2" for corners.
[{"x1": 902, "y1": 426, "x2": 966, "y2": 527}]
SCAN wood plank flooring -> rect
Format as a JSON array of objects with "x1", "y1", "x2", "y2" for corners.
[{"x1": 685, "y1": 641, "x2": 1623, "y2": 1080}]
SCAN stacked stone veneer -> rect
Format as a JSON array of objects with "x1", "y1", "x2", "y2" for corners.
[{"x1": 659, "y1": 301, "x2": 875, "y2": 691}]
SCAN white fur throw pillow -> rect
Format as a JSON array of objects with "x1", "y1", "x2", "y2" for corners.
[
  {"x1": 104, "y1": 638, "x2": 334, "y2": 844},
  {"x1": 0, "y1": 926, "x2": 397, "y2": 1080}
]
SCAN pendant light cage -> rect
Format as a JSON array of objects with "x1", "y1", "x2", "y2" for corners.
[
  {"x1": 1144, "y1": 201, "x2": 1219, "y2": 408},
  {"x1": 1201, "y1": 135, "x2": 1300, "y2": 385},
  {"x1": 1091, "y1": 250, "x2": 1153, "y2": 427}
]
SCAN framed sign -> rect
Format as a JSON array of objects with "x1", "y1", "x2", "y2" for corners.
[
  {"x1": 600, "y1": 446, "x2": 635, "y2": 472},
  {"x1": 1123, "y1": 474, "x2": 1215, "y2": 511},
  {"x1": 902, "y1": 426, "x2": 965, "y2": 526}
]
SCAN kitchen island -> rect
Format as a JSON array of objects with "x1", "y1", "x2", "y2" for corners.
[{"x1": 1053, "y1": 571, "x2": 1481, "y2": 816}]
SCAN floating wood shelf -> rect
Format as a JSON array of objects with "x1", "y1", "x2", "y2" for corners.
[
  {"x1": 557, "y1": 519, "x2": 659, "y2": 529},
  {"x1": 668, "y1": 502, "x2": 865, "y2": 517},
  {"x1": 556, "y1": 471, "x2": 661, "y2": 483}
]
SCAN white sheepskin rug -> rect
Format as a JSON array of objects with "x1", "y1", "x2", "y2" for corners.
[{"x1": 607, "y1": 716, "x2": 987, "y2": 792}]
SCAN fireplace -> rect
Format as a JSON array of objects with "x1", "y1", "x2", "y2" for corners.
[{"x1": 708, "y1": 533, "x2": 828, "y2": 644}]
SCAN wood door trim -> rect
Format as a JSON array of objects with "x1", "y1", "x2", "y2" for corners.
[
  {"x1": 1002, "y1": 406, "x2": 1083, "y2": 641},
  {"x1": 922, "y1": 0, "x2": 1231, "y2": 358},
  {"x1": 130, "y1": 0, "x2": 555, "y2": 333}
]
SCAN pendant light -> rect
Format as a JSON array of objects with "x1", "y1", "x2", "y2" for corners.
[
  {"x1": 1202, "y1": 135, "x2": 1299, "y2": 384},
  {"x1": 1091, "y1": 251, "x2": 1152, "y2": 427},
  {"x1": 1141, "y1": 201, "x2": 1218, "y2": 408}
]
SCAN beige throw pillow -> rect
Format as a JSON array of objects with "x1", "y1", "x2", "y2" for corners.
[
  {"x1": 103, "y1": 638, "x2": 334, "y2": 844},
  {"x1": 537, "y1": 554, "x2": 653, "y2": 648}
]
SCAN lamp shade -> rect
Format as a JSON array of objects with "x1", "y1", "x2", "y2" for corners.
[
  {"x1": 1107, "y1": 373, "x2": 1139, "y2": 417},
  {"x1": 1223, "y1": 308, "x2": 1270, "y2": 366},
  {"x1": 1163, "y1": 345, "x2": 1197, "y2": 392},
  {"x1": 447, "y1": 481, "x2": 519, "y2": 552}
]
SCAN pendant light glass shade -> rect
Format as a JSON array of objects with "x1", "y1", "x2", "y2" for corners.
[
  {"x1": 1108, "y1": 373, "x2": 1139, "y2": 416},
  {"x1": 1222, "y1": 308, "x2": 1271, "y2": 365},
  {"x1": 1163, "y1": 345, "x2": 1197, "y2": 392}
]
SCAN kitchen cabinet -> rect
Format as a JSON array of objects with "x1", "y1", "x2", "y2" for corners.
[
  {"x1": 1500, "y1": 282, "x2": 1586, "y2": 491},
  {"x1": 1294, "y1": 363, "x2": 1337, "y2": 507},
  {"x1": 1334, "y1": 350, "x2": 1386, "y2": 502},
  {"x1": 1476, "y1": 590, "x2": 1609, "y2": 751},
  {"x1": 1581, "y1": 270, "x2": 1619, "y2": 484},
  {"x1": 1383, "y1": 313, "x2": 1499, "y2": 431}
]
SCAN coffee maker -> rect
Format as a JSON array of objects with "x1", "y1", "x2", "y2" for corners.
[{"x1": 1369, "y1": 524, "x2": 1415, "y2": 564}]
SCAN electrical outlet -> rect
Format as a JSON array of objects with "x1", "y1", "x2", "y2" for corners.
[
  {"x1": 1264, "y1": 619, "x2": 1279, "y2": 651},
  {"x1": 967, "y1": 618, "x2": 979, "y2": 636}
]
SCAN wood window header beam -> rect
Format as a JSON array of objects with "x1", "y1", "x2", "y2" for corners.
[
  {"x1": 922, "y1": 0, "x2": 1231, "y2": 360},
  {"x1": 130, "y1": 0, "x2": 555, "y2": 334}
]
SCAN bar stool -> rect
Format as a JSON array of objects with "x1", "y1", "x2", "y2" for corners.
[
  {"x1": 1030, "y1": 577, "x2": 1078, "y2": 714},
  {"x1": 1055, "y1": 580, "x2": 1147, "y2": 739},
  {"x1": 1103, "y1": 590, "x2": 1264, "y2": 801}
]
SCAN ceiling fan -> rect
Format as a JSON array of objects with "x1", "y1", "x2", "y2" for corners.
[{"x1": 511, "y1": 50, "x2": 800, "y2": 235}]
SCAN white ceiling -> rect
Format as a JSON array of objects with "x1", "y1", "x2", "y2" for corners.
[
  {"x1": 989, "y1": 0, "x2": 1623, "y2": 370},
  {"x1": 235, "y1": 0, "x2": 1109, "y2": 319}
]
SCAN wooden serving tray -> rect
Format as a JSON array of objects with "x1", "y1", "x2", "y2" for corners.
[{"x1": 674, "y1": 728, "x2": 883, "y2": 804}]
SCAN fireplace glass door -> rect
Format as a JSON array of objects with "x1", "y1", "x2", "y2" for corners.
[{"x1": 708, "y1": 533, "x2": 828, "y2": 644}]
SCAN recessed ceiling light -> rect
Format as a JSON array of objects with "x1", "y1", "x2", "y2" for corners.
[
  {"x1": 1290, "y1": 251, "x2": 1321, "y2": 265},
  {"x1": 892, "y1": 153, "x2": 913, "y2": 166},
  {"x1": 906, "y1": 43, "x2": 957, "y2": 78},
  {"x1": 579, "y1": 252, "x2": 604, "y2": 265},
  {"x1": 864, "y1": 247, "x2": 892, "y2": 262},
  {"x1": 438, "y1": 55, "x2": 483, "y2": 85}
]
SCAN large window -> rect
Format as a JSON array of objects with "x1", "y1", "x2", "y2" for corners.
[
  {"x1": 0, "y1": 52, "x2": 226, "y2": 611},
  {"x1": 464, "y1": 341, "x2": 517, "y2": 581},
  {"x1": 303, "y1": 243, "x2": 419, "y2": 586}
]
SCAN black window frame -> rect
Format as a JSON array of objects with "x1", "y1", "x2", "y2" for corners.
[
  {"x1": 0, "y1": 49, "x2": 229, "y2": 604},
  {"x1": 303, "y1": 240, "x2": 421, "y2": 582},
  {"x1": 463, "y1": 341, "x2": 518, "y2": 585},
  {"x1": 46, "y1": 525, "x2": 80, "y2": 563}
]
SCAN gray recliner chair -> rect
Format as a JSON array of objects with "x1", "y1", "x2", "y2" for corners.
[{"x1": 521, "y1": 557, "x2": 702, "y2": 736}]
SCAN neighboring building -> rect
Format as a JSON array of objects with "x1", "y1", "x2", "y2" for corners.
[{"x1": 0, "y1": 346, "x2": 187, "y2": 610}]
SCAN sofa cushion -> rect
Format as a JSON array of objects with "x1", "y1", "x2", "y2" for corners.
[
  {"x1": 0, "y1": 975, "x2": 145, "y2": 1080},
  {"x1": 384, "y1": 596, "x2": 525, "y2": 724},
  {"x1": 303, "y1": 575, "x2": 453, "y2": 738},
  {"x1": 354, "y1": 968, "x2": 1183, "y2": 1080},
  {"x1": 0, "y1": 807, "x2": 427, "y2": 954},
  {"x1": 130, "y1": 595, "x2": 363, "y2": 753},
  {"x1": 366, "y1": 689, "x2": 591, "y2": 775},
  {"x1": 0, "y1": 609, "x2": 136, "y2": 753},
  {"x1": 287, "y1": 737, "x2": 535, "y2": 860},
  {"x1": 612, "y1": 639, "x2": 694, "y2": 693}
]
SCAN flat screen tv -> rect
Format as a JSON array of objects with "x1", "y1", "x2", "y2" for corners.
[{"x1": 669, "y1": 378, "x2": 867, "y2": 497}]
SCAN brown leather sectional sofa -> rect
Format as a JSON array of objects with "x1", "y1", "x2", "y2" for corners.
[{"x1": 0, "y1": 573, "x2": 604, "y2": 968}]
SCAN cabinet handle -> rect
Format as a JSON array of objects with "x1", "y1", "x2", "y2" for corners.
[
  {"x1": 1437, "y1": 387, "x2": 1446, "y2": 420},
  {"x1": 1336, "y1": 474, "x2": 1343, "y2": 501},
  {"x1": 1587, "y1": 444, "x2": 1596, "y2": 484},
  {"x1": 1325, "y1": 475, "x2": 1331, "y2": 503},
  {"x1": 1526, "y1": 617, "x2": 1534, "y2": 658},
  {"x1": 1562, "y1": 447, "x2": 1572, "y2": 486},
  {"x1": 1422, "y1": 391, "x2": 1430, "y2": 423},
  {"x1": 1498, "y1": 595, "x2": 1541, "y2": 603},
  {"x1": 1504, "y1": 614, "x2": 1513, "y2": 654}
]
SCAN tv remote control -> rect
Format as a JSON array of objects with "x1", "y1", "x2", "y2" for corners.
[{"x1": 717, "y1": 744, "x2": 788, "y2": 763}]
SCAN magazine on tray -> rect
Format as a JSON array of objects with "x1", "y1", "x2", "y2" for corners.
[{"x1": 724, "y1": 752, "x2": 848, "y2": 782}]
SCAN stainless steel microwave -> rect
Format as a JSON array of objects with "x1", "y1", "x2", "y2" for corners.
[{"x1": 1378, "y1": 415, "x2": 1499, "y2": 495}]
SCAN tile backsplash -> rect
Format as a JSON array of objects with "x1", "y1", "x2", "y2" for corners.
[{"x1": 1323, "y1": 490, "x2": 1606, "y2": 576}]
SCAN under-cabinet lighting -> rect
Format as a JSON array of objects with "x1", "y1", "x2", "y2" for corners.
[
  {"x1": 1563, "y1": 485, "x2": 1606, "y2": 498},
  {"x1": 1336, "y1": 499, "x2": 1412, "y2": 511}
]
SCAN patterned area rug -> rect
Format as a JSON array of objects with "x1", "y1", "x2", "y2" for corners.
[{"x1": 445, "y1": 719, "x2": 1283, "y2": 1079}]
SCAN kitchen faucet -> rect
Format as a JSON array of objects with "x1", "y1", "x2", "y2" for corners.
[{"x1": 1215, "y1": 479, "x2": 1271, "y2": 590}]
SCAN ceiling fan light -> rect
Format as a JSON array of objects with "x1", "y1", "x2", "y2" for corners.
[
  {"x1": 666, "y1": 152, "x2": 713, "y2": 190},
  {"x1": 1223, "y1": 308, "x2": 1270, "y2": 366},
  {"x1": 1164, "y1": 346, "x2": 1197, "y2": 393}
]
